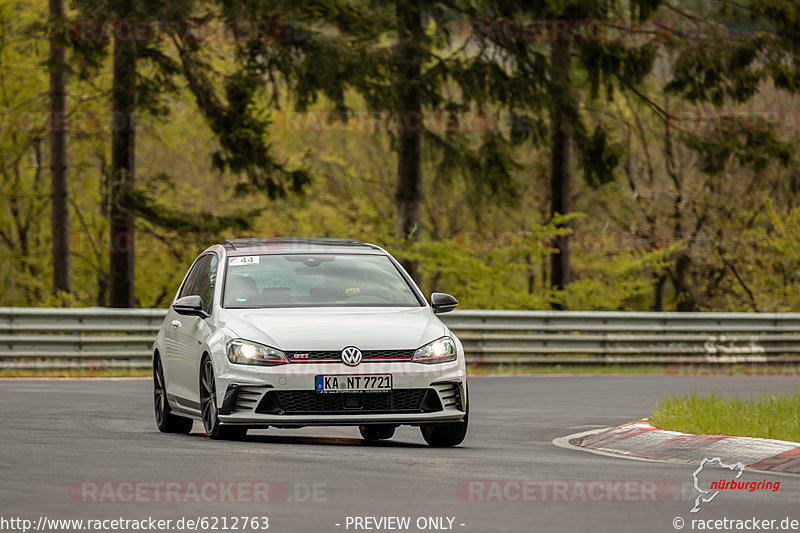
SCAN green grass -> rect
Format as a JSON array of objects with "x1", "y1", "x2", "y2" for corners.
[{"x1": 650, "y1": 391, "x2": 800, "y2": 442}]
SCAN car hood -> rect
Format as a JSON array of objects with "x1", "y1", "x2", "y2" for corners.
[{"x1": 218, "y1": 307, "x2": 446, "y2": 351}]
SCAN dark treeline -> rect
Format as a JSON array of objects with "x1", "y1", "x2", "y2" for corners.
[{"x1": 2, "y1": 0, "x2": 800, "y2": 311}]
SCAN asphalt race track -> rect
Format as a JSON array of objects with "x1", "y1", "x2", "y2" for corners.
[{"x1": 1, "y1": 376, "x2": 798, "y2": 533}]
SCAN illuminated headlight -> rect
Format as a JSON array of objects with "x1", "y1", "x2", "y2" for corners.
[
  {"x1": 227, "y1": 339, "x2": 288, "y2": 366},
  {"x1": 412, "y1": 336, "x2": 457, "y2": 364}
]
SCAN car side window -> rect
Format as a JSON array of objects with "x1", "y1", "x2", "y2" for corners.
[
  {"x1": 192, "y1": 255, "x2": 218, "y2": 314},
  {"x1": 178, "y1": 256, "x2": 208, "y2": 300}
]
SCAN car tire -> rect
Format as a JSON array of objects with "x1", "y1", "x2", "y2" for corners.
[
  {"x1": 359, "y1": 424, "x2": 396, "y2": 441},
  {"x1": 154, "y1": 356, "x2": 193, "y2": 434},
  {"x1": 200, "y1": 356, "x2": 247, "y2": 441},
  {"x1": 420, "y1": 413, "x2": 468, "y2": 447}
]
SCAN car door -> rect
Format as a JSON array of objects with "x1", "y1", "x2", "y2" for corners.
[
  {"x1": 168, "y1": 254, "x2": 218, "y2": 409},
  {"x1": 164, "y1": 254, "x2": 209, "y2": 407}
]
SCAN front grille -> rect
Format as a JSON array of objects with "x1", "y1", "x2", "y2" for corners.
[
  {"x1": 255, "y1": 388, "x2": 440, "y2": 415},
  {"x1": 286, "y1": 349, "x2": 415, "y2": 362}
]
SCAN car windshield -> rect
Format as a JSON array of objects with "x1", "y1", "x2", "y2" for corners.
[{"x1": 222, "y1": 253, "x2": 422, "y2": 308}]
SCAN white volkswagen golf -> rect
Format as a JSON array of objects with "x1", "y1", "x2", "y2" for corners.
[{"x1": 152, "y1": 238, "x2": 468, "y2": 446}]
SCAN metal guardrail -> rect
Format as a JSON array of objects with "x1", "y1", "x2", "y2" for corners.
[
  {"x1": 0, "y1": 308, "x2": 165, "y2": 369},
  {"x1": 448, "y1": 310, "x2": 800, "y2": 365},
  {"x1": 2, "y1": 307, "x2": 800, "y2": 368}
]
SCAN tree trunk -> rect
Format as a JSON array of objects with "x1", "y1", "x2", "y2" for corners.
[
  {"x1": 674, "y1": 252, "x2": 696, "y2": 311},
  {"x1": 663, "y1": 99, "x2": 696, "y2": 312},
  {"x1": 49, "y1": 0, "x2": 71, "y2": 295},
  {"x1": 653, "y1": 273, "x2": 666, "y2": 311},
  {"x1": 394, "y1": 0, "x2": 423, "y2": 281},
  {"x1": 109, "y1": 33, "x2": 137, "y2": 308},
  {"x1": 549, "y1": 39, "x2": 571, "y2": 304}
]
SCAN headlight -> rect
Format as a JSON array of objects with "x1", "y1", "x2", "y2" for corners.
[
  {"x1": 227, "y1": 339, "x2": 288, "y2": 366},
  {"x1": 412, "y1": 336, "x2": 457, "y2": 364}
]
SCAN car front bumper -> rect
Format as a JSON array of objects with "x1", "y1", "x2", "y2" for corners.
[{"x1": 212, "y1": 356, "x2": 467, "y2": 427}]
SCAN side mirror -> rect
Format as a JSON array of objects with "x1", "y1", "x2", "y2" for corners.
[
  {"x1": 173, "y1": 295, "x2": 209, "y2": 318},
  {"x1": 430, "y1": 292, "x2": 458, "y2": 314}
]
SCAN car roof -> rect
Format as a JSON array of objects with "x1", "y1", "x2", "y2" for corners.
[{"x1": 222, "y1": 237, "x2": 385, "y2": 255}]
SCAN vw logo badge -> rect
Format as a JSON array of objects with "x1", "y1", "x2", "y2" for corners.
[{"x1": 341, "y1": 346, "x2": 362, "y2": 366}]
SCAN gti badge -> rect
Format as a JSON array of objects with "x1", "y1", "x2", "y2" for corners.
[{"x1": 341, "y1": 346, "x2": 362, "y2": 366}]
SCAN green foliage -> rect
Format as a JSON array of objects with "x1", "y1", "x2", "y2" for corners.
[
  {"x1": 481, "y1": 0, "x2": 667, "y2": 188},
  {"x1": 664, "y1": 0, "x2": 799, "y2": 177},
  {"x1": 735, "y1": 200, "x2": 800, "y2": 311},
  {"x1": 668, "y1": 0, "x2": 800, "y2": 104},
  {"x1": 683, "y1": 130, "x2": 793, "y2": 174},
  {"x1": 393, "y1": 236, "x2": 558, "y2": 310},
  {"x1": 5, "y1": 0, "x2": 800, "y2": 314},
  {"x1": 579, "y1": 125, "x2": 624, "y2": 186},
  {"x1": 565, "y1": 242, "x2": 676, "y2": 310}
]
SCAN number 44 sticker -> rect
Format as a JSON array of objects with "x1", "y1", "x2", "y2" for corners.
[{"x1": 228, "y1": 256, "x2": 259, "y2": 266}]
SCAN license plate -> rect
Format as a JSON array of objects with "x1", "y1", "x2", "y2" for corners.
[{"x1": 315, "y1": 374, "x2": 392, "y2": 393}]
